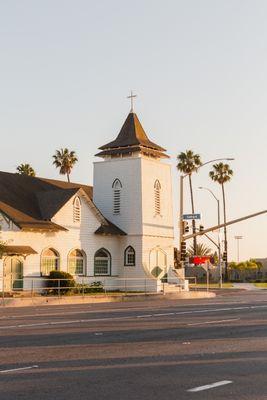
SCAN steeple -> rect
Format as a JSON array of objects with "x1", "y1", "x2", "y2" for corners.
[{"x1": 95, "y1": 112, "x2": 169, "y2": 159}]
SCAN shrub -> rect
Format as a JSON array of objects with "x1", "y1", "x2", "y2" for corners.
[
  {"x1": 46, "y1": 270, "x2": 75, "y2": 295},
  {"x1": 75, "y1": 281, "x2": 104, "y2": 294}
]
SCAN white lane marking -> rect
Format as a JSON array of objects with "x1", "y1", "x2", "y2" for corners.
[
  {"x1": 0, "y1": 365, "x2": 38, "y2": 373},
  {"x1": 188, "y1": 318, "x2": 240, "y2": 326},
  {"x1": 94, "y1": 332, "x2": 103, "y2": 336},
  {"x1": 0, "y1": 301, "x2": 261, "y2": 321},
  {"x1": 137, "y1": 314, "x2": 152, "y2": 318},
  {"x1": 0, "y1": 316, "x2": 134, "y2": 330},
  {"x1": 153, "y1": 313, "x2": 174, "y2": 317},
  {"x1": 188, "y1": 380, "x2": 232, "y2": 392},
  {"x1": 175, "y1": 306, "x2": 251, "y2": 315}
]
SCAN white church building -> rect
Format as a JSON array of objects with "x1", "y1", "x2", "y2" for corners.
[{"x1": 0, "y1": 110, "x2": 181, "y2": 292}]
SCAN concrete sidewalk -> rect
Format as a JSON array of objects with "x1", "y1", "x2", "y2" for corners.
[
  {"x1": 0, "y1": 290, "x2": 216, "y2": 307},
  {"x1": 232, "y1": 283, "x2": 262, "y2": 291}
]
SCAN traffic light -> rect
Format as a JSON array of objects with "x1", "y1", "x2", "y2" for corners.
[
  {"x1": 199, "y1": 225, "x2": 204, "y2": 232},
  {"x1": 183, "y1": 221, "x2": 190, "y2": 234},
  {"x1": 180, "y1": 241, "x2": 187, "y2": 261},
  {"x1": 222, "y1": 252, "x2": 227, "y2": 262}
]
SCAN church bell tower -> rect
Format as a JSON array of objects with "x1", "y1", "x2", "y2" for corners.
[{"x1": 93, "y1": 102, "x2": 174, "y2": 279}]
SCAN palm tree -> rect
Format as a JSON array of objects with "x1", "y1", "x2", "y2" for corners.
[
  {"x1": 209, "y1": 162, "x2": 233, "y2": 281},
  {"x1": 16, "y1": 163, "x2": 36, "y2": 177},
  {"x1": 187, "y1": 243, "x2": 212, "y2": 257},
  {"x1": 177, "y1": 150, "x2": 202, "y2": 254},
  {"x1": 52, "y1": 148, "x2": 78, "y2": 182}
]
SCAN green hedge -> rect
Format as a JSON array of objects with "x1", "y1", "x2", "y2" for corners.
[{"x1": 46, "y1": 270, "x2": 75, "y2": 295}]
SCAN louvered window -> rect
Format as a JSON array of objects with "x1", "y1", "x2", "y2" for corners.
[
  {"x1": 154, "y1": 180, "x2": 161, "y2": 215},
  {"x1": 73, "y1": 196, "x2": 81, "y2": 222},
  {"x1": 112, "y1": 179, "x2": 122, "y2": 215}
]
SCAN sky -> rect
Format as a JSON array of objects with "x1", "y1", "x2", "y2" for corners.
[{"x1": 0, "y1": 0, "x2": 267, "y2": 261}]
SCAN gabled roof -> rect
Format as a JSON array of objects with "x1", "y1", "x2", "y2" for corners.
[
  {"x1": 96, "y1": 112, "x2": 169, "y2": 158},
  {"x1": 95, "y1": 219, "x2": 126, "y2": 236},
  {"x1": 0, "y1": 172, "x2": 125, "y2": 235},
  {"x1": 3, "y1": 246, "x2": 38, "y2": 255}
]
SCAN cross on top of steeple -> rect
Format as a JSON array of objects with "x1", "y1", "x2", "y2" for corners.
[{"x1": 127, "y1": 90, "x2": 137, "y2": 112}]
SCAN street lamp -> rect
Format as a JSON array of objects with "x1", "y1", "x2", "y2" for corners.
[
  {"x1": 198, "y1": 186, "x2": 222, "y2": 288},
  {"x1": 179, "y1": 157, "x2": 234, "y2": 268},
  {"x1": 234, "y1": 235, "x2": 243, "y2": 262}
]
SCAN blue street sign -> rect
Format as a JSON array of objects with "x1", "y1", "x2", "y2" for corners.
[{"x1": 182, "y1": 213, "x2": 201, "y2": 220}]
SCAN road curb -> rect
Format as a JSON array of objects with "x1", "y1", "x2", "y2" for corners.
[{"x1": 1, "y1": 291, "x2": 216, "y2": 307}]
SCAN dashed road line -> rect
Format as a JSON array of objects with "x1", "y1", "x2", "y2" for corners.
[
  {"x1": 0, "y1": 304, "x2": 266, "y2": 330},
  {"x1": 187, "y1": 318, "x2": 240, "y2": 326},
  {"x1": 188, "y1": 380, "x2": 232, "y2": 392},
  {"x1": 0, "y1": 365, "x2": 39, "y2": 373}
]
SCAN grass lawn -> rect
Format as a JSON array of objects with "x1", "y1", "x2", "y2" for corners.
[
  {"x1": 254, "y1": 283, "x2": 267, "y2": 288},
  {"x1": 190, "y1": 283, "x2": 233, "y2": 288}
]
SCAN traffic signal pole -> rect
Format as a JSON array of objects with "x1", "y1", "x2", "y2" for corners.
[
  {"x1": 179, "y1": 157, "x2": 234, "y2": 267},
  {"x1": 183, "y1": 209, "x2": 267, "y2": 240},
  {"x1": 179, "y1": 175, "x2": 185, "y2": 266}
]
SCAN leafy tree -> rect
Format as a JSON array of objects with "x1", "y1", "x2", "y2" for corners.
[
  {"x1": 53, "y1": 148, "x2": 78, "y2": 182},
  {"x1": 229, "y1": 259, "x2": 260, "y2": 281},
  {"x1": 16, "y1": 163, "x2": 36, "y2": 177},
  {"x1": 177, "y1": 150, "x2": 202, "y2": 254},
  {"x1": 250, "y1": 259, "x2": 263, "y2": 270},
  {"x1": 209, "y1": 163, "x2": 233, "y2": 280}
]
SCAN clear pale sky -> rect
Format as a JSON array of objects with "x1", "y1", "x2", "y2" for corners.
[{"x1": 1, "y1": 0, "x2": 267, "y2": 260}]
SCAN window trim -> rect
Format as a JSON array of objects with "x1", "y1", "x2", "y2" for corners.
[
  {"x1": 154, "y1": 180, "x2": 161, "y2": 216},
  {"x1": 40, "y1": 247, "x2": 60, "y2": 276},
  {"x1": 68, "y1": 248, "x2": 86, "y2": 276},
  {"x1": 73, "y1": 196, "x2": 81, "y2": 223},
  {"x1": 112, "y1": 179, "x2": 122, "y2": 215},
  {"x1": 124, "y1": 246, "x2": 136, "y2": 267},
  {"x1": 94, "y1": 248, "x2": 112, "y2": 276}
]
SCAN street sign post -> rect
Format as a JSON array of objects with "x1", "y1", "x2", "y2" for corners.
[{"x1": 182, "y1": 213, "x2": 201, "y2": 220}]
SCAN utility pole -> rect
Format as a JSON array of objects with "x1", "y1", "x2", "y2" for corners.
[
  {"x1": 179, "y1": 157, "x2": 234, "y2": 269},
  {"x1": 199, "y1": 187, "x2": 222, "y2": 288},
  {"x1": 234, "y1": 235, "x2": 243, "y2": 262}
]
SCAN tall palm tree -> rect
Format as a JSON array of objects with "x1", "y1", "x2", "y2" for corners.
[
  {"x1": 177, "y1": 150, "x2": 202, "y2": 254},
  {"x1": 187, "y1": 243, "x2": 212, "y2": 257},
  {"x1": 53, "y1": 148, "x2": 78, "y2": 182},
  {"x1": 16, "y1": 163, "x2": 36, "y2": 177},
  {"x1": 209, "y1": 162, "x2": 233, "y2": 281}
]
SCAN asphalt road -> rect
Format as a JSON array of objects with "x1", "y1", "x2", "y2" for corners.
[{"x1": 0, "y1": 289, "x2": 267, "y2": 399}]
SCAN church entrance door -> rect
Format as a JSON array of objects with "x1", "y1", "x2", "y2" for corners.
[{"x1": 3, "y1": 257, "x2": 23, "y2": 291}]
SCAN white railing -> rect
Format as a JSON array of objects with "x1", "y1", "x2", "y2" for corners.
[{"x1": 0, "y1": 275, "x2": 187, "y2": 306}]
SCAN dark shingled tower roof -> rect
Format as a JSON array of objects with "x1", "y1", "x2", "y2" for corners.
[{"x1": 95, "y1": 112, "x2": 169, "y2": 158}]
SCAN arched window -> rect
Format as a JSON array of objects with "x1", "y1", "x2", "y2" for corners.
[
  {"x1": 41, "y1": 248, "x2": 60, "y2": 276},
  {"x1": 124, "y1": 246, "x2": 135, "y2": 266},
  {"x1": 154, "y1": 180, "x2": 161, "y2": 215},
  {"x1": 94, "y1": 248, "x2": 111, "y2": 276},
  {"x1": 68, "y1": 249, "x2": 85, "y2": 275},
  {"x1": 112, "y1": 179, "x2": 122, "y2": 215},
  {"x1": 73, "y1": 196, "x2": 81, "y2": 222}
]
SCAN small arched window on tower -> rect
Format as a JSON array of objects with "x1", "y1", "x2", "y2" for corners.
[
  {"x1": 124, "y1": 246, "x2": 136, "y2": 266},
  {"x1": 73, "y1": 196, "x2": 81, "y2": 223},
  {"x1": 154, "y1": 180, "x2": 161, "y2": 215},
  {"x1": 112, "y1": 179, "x2": 122, "y2": 215}
]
